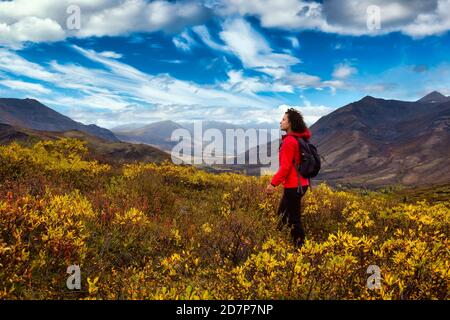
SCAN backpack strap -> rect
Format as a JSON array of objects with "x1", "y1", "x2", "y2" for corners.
[
  {"x1": 299, "y1": 137, "x2": 313, "y2": 192},
  {"x1": 292, "y1": 137, "x2": 305, "y2": 196}
]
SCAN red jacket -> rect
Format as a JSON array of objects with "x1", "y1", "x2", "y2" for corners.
[{"x1": 271, "y1": 129, "x2": 312, "y2": 188}]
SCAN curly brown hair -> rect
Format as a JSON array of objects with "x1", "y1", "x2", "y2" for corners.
[{"x1": 285, "y1": 108, "x2": 308, "y2": 133}]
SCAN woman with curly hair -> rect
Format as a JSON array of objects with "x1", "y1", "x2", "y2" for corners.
[{"x1": 266, "y1": 108, "x2": 312, "y2": 248}]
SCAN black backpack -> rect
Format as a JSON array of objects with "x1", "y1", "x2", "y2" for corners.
[{"x1": 292, "y1": 137, "x2": 321, "y2": 195}]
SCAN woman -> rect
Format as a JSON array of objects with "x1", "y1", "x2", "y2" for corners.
[{"x1": 266, "y1": 108, "x2": 311, "y2": 248}]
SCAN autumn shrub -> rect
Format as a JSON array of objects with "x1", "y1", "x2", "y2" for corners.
[{"x1": 0, "y1": 138, "x2": 448, "y2": 300}]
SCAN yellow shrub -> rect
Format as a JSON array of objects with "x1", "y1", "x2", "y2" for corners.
[{"x1": 0, "y1": 142, "x2": 448, "y2": 300}]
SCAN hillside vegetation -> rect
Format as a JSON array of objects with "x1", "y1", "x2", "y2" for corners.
[{"x1": 0, "y1": 138, "x2": 448, "y2": 299}]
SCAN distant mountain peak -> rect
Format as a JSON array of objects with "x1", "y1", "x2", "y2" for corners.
[
  {"x1": 0, "y1": 97, "x2": 119, "y2": 142},
  {"x1": 359, "y1": 95, "x2": 379, "y2": 103},
  {"x1": 307, "y1": 93, "x2": 450, "y2": 187},
  {"x1": 417, "y1": 91, "x2": 449, "y2": 103}
]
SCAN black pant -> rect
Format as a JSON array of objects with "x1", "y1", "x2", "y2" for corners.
[{"x1": 277, "y1": 186, "x2": 309, "y2": 247}]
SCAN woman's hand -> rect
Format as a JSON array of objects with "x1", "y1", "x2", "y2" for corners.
[{"x1": 266, "y1": 183, "x2": 276, "y2": 195}]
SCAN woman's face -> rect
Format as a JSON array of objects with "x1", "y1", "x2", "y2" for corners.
[{"x1": 280, "y1": 113, "x2": 291, "y2": 131}]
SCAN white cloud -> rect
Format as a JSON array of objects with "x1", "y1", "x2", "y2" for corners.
[
  {"x1": 69, "y1": 45, "x2": 278, "y2": 108},
  {"x1": 332, "y1": 63, "x2": 357, "y2": 79},
  {"x1": 287, "y1": 36, "x2": 300, "y2": 49},
  {"x1": 192, "y1": 25, "x2": 228, "y2": 52},
  {"x1": 219, "y1": 18, "x2": 301, "y2": 78},
  {"x1": 284, "y1": 73, "x2": 321, "y2": 88},
  {"x1": 53, "y1": 94, "x2": 133, "y2": 112},
  {"x1": 0, "y1": 45, "x2": 289, "y2": 127},
  {"x1": 243, "y1": 101, "x2": 334, "y2": 127},
  {"x1": 173, "y1": 30, "x2": 196, "y2": 51},
  {"x1": 158, "y1": 59, "x2": 184, "y2": 64},
  {"x1": 216, "y1": 0, "x2": 450, "y2": 37},
  {"x1": 322, "y1": 80, "x2": 347, "y2": 95},
  {"x1": 98, "y1": 51, "x2": 123, "y2": 59},
  {"x1": 0, "y1": 16, "x2": 65, "y2": 48},
  {"x1": 0, "y1": 49, "x2": 56, "y2": 81},
  {"x1": 0, "y1": 0, "x2": 449, "y2": 49},
  {"x1": 278, "y1": 100, "x2": 335, "y2": 126},
  {"x1": 222, "y1": 69, "x2": 294, "y2": 94},
  {"x1": 401, "y1": 0, "x2": 450, "y2": 37},
  {"x1": 217, "y1": 0, "x2": 324, "y2": 31},
  {"x1": 0, "y1": 0, "x2": 211, "y2": 47},
  {"x1": 0, "y1": 79, "x2": 51, "y2": 94},
  {"x1": 196, "y1": 18, "x2": 342, "y2": 94}
]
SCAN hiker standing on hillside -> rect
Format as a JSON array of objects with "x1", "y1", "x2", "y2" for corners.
[{"x1": 266, "y1": 108, "x2": 312, "y2": 248}]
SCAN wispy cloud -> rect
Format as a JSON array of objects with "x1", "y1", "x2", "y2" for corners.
[
  {"x1": 0, "y1": 1, "x2": 447, "y2": 129},
  {"x1": 219, "y1": 18, "x2": 301, "y2": 78},
  {"x1": 221, "y1": 70, "x2": 294, "y2": 94},
  {"x1": 196, "y1": 18, "x2": 341, "y2": 94},
  {"x1": 192, "y1": 25, "x2": 229, "y2": 52},
  {"x1": 0, "y1": 79, "x2": 51, "y2": 94},
  {"x1": 287, "y1": 36, "x2": 300, "y2": 49},
  {"x1": 0, "y1": 45, "x2": 292, "y2": 127},
  {"x1": 332, "y1": 63, "x2": 358, "y2": 79},
  {"x1": 173, "y1": 30, "x2": 196, "y2": 51},
  {"x1": 98, "y1": 51, "x2": 123, "y2": 59},
  {"x1": 0, "y1": 49, "x2": 56, "y2": 81}
]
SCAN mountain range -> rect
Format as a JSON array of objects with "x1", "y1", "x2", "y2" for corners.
[
  {"x1": 307, "y1": 92, "x2": 450, "y2": 186},
  {"x1": 0, "y1": 98, "x2": 119, "y2": 142},
  {"x1": 0, "y1": 91, "x2": 449, "y2": 187},
  {"x1": 237, "y1": 91, "x2": 450, "y2": 187},
  {"x1": 111, "y1": 120, "x2": 279, "y2": 156}
]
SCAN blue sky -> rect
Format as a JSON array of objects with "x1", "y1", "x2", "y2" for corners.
[{"x1": 0, "y1": 0, "x2": 449, "y2": 129}]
